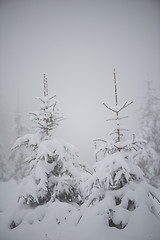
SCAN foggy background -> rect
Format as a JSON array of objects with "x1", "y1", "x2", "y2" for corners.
[{"x1": 0, "y1": 0, "x2": 160, "y2": 165}]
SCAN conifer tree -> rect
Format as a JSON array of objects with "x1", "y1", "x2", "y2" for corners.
[
  {"x1": 0, "y1": 102, "x2": 8, "y2": 181},
  {"x1": 81, "y1": 70, "x2": 160, "y2": 229},
  {"x1": 10, "y1": 75, "x2": 86, "y2": 229},
  {"x1": 0, "y1": 142, "x2": 8, "y2": 181},
  {"x1": 94, "y1": 69, "x2": 143, "y2": 159},
  {"x1": 8, "y1": 104, "x2": 29, "y2": 182},
  {"x1": 29, "y1": 75, "x2": 63, "y2": 140},
  {"x1": 133, "y1": 81, "x2": 160, "y2": 180}
]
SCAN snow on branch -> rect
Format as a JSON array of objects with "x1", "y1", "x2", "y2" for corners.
[
  {"x1": 114, "y1": 135, "x2": 146, "y2": 152},
  {"x1": 93, "y1": 70, "x2": 137, "y2": 154},
  {"x1": 36, "y1": 139, "x2": 79, "y2": 164},
  {"x1": 93, "y1": 139, "x2": 116, "y2": 156},
  {"x1": 93, "y1": 134, "x2": 146, "y2": 157},
  {"x1": 79, "y1": 162, "x2": 93, "y2": 175},
  {"x1": 11, "y1": 133, "x2": 41, "y2": 150}
]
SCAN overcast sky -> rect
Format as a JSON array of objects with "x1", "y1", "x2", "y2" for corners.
[{"x1": 0, "y1": 0, "x2": 160, "y2": 164}]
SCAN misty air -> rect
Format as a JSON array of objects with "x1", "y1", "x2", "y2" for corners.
[{"x1": 0, "y1": 1, "x2": 160, "y2": 240}]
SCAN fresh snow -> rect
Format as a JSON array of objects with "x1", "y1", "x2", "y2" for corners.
[
  {"x1": 0, "y1": 180, "x2": 160, "y2": 240},
  {"x1": 1, "y1": 79, "x2": 160, "y2": 240},
  {"x1": 12, "y1": 133, "x2": 41, "y2": 149}
]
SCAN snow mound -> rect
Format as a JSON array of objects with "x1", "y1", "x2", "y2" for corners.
[{"x1": 0, "y1": 176, "x2": 160, "y2": 240}]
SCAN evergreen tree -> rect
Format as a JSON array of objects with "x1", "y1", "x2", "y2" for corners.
[
  {"x1": 0, "y1": 100, "x2": 8, "y2": 182},
  {"x1": 0, "y1": 141, "x2": 8, "y2": 181},
  {"x1": 80, "y1": 70, "x2": 160, "y2": 229},
  {"x1": 94, "y1": 69, "x2": 144, "y2": 159},
  {"x1": 10, "y1": 75, "x2": 86, "y2": 229},
  {"x1": 8, "y1": 104, "x2": 29, "y2": 182},
  {"x1": 133, "y1": 81, "x2": 160, "y2": 179}
]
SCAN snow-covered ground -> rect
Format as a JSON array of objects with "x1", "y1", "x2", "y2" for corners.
[{"x1": 0, "y1": 180, "x2": 160, "y2": 240}]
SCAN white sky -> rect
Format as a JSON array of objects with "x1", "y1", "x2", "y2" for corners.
[{"x1": 0, "y1": 0, "x2": 160, "y2": 164}]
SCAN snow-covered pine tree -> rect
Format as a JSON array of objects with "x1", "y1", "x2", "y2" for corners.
[
  {"x1": 133, "y1": 80, "x2": 160, "y2": 181},
  {"x1": 0, "y1": 104, "x2": 8, "y2": 182},
  {"x1": 10, "y1": 75, "x2": 86, "y2": 229},
  {"x1": 93, "y1": 69, "x2": 144, "y2": 159},
  {"x1": 8, "y1": 104, "x2": 29, "y2": 182},
  {"x1": 0, "y1": 141, "x2": 8, "y2": 181},
  {"x1": 80, "y1": 69, "x2": 160, "y2": 229}
]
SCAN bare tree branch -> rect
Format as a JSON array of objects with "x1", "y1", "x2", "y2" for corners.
[
  {"x1": 103, "y1": 102, "x2": 117, "y2": 113},
  {"x1": 106, "y1": 116, "x2": 128, "y2": 122},
  {"x1": 93, "y1": 139, "x2": 107, "y2": 143},
  {"x1": 49, "y1": 95, "x2": 56, "y2": 101},
  {"x1": 118, "y1": 101, "x2": 133, "y2": 112}
]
